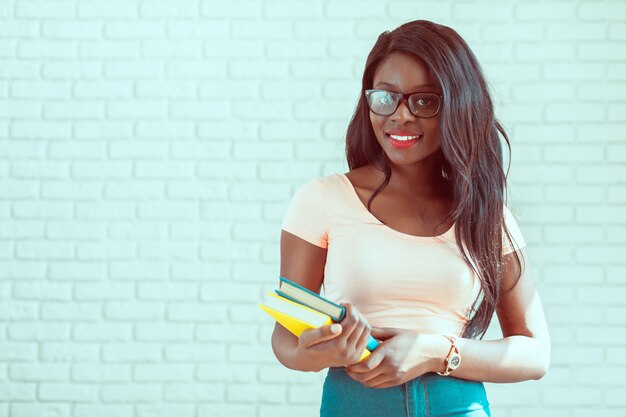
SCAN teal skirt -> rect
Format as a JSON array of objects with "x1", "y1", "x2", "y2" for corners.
[{"x1": 320, "y1": 367, "x2": 491, "y2": 417}]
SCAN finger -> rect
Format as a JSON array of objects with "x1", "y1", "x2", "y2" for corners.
[
  {"x1": 370, "y1": 327, "x2": 397, "y2": 341},
  {"x1": 363, "y1": 374, "x2": 397, "y2": 389},
  {"x1": 339, "y1": 303, "x2": 360, "y2": 336},
  {"x1": 300, "y1": 323, "x2": 342, "y2": 348},
  {"x1": 347, "y1": 347, "x2": 385, "y2": 373}
]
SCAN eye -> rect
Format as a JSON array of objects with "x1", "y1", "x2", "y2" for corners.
[
  {"x1": 377, "y1": 93, "x2": 393, "y2": 105},
  {"x1": 416, "y1": 98, "x2": 432, "y2": 107}
]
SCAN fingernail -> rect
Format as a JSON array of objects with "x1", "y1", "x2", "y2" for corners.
[{"x1": 330, "y1": 324, "x2": 341, "y2": 333}]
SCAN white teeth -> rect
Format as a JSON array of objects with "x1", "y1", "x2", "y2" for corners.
[{"x1": 389, "y1": 134, "x2": 420, "y2": 141}]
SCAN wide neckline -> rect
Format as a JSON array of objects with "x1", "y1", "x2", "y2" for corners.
[{"x1": 336, "y1": 173, "x2": 455, "y2": 241}]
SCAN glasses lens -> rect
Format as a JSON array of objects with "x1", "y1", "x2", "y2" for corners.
[
  {"x1": 408, "y1": 93, "x2": 440, "y2": 118},
  {"x1": 366, "y1": 90, "x2": 397, "y2": 116}
]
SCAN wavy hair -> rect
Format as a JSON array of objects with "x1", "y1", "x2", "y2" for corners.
[{"x1": 345, "y1": 20, "x2": 523, "y2": 340}]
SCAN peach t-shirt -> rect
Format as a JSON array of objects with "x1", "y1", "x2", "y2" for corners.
[{"x1": 281, "y1": 173, "x2": 526, "y2": 337}]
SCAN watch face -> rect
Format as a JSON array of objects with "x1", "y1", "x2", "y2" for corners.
[{"x1": 450, "y1": 354, "x2": 461, "y2": 369}]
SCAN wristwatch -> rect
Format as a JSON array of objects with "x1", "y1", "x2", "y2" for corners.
[{"x1": 436, "y1": 335, "x2": 461, "y2": 376}]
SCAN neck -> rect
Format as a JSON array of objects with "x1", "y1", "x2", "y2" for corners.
[{"x1": 375, "y1": 152, "x2": 450, "y2": 198}]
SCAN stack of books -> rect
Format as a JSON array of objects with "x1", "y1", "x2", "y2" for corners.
[{"x1": 259, "y1": 276, "x2": 379, "y2": 362}]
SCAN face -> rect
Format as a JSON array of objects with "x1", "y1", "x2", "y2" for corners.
[{"x1": 369, "y1": 52, "x2": 442, "y2": 169}]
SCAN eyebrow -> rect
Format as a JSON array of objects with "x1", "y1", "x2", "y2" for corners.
[{"x1": 374, "y1": 81, "x2": 438, "y2": 90}]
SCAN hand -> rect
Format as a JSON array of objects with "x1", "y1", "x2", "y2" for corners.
[
  {"x1": 345, "y1": 327, "x2": 441, "y2": 388},
  {"x1": 294, "y1": 303, "x2": 373, "y2": 371}
]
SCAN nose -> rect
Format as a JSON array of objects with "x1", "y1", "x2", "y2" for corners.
[{"x1": 390, "y1": 97, "x2": 416, "y2": 123}]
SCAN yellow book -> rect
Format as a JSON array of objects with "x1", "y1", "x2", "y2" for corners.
[{"x1": 260, "y1": 292, "x2": 371, "y2": 362}]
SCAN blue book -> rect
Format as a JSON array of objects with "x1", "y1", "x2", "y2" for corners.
[{"x1": 276, "y1": 276, "x2": 380, "y2": 352}]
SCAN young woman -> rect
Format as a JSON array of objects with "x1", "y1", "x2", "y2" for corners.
[{"x1": 271, "y1": 20, "x2": 550, "y2": 417}]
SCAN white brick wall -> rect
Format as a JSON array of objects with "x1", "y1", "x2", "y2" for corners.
[{"x1": 0, "y1": 0, "x2": 624, "y2": 415}]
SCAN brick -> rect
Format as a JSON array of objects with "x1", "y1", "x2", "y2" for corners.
[
  {"x1": 74, "y1": 405, "x2": 133, "y2": 417},
  {"x1": 8, "y1": 323, "x2": 69, "y2": 341},
  {"x1": 0, "y1": 343, "x2": 37, "y2": 362},
  {"x1": 75, "y1": 81, "x2": 133, "y2": 99},
  {"x1": 136, "y1": 405, "x2": 194, "y2": 417},
  {"x1": 10, "y1": 364, "x2": 69, "y2": 382},
  {"x1": 11, "y1": 81, "x2": 70, "y2": 99},
  {"x1": 483, "y1": 23, "x2": 544, "y2": 41},
  {"x1": 73, "y1": 323, "x2": 132, "y2": 342},
  {"x1": 387, "y1": 2, "x2": 450, "y2": 20},
  {"x1": 78, "y1": 1, "x2": 137, "y2": 18},
  {"x1": 0, "y1": 302, "x2": 37, "y2": 321},
  {"x1": 75, "y1": 121, "x2": 133, "y2": 139},
  {"x1": 75, "y1": 200, "x2": 136, "y2": 220},
  {"x1": 72, "y1": 365, "x2": 130, "y2": 383},
  {"x1": 577, "y1": 167, "x2": 626, "y2": 184},
  {"x1": 291, "y1": 59, "x2": 354, "y2": 79},
  {"x1": 453, "y1": 3, "x2": 512, "y2": 20},
  {"x1": 515, "y1": 43, "x2": 576, "y2": 61},
  {"x1": 0, "y1": 181, "x2": 39, "y2": 199},
  {"x1": 105, "y1": 21, "x2": 164, "y2": 38},
  {"x1": 167, "y1": 303, "x2": 226, "y2": 322},
  {"x1": 136, "y1": 121, "x2": 195, "y2": 139},
  {"x1": 43, "y1": 21, "x2": 101, "y2": 39},
  {"x1": 0, "y1": 101, "x2": 41, "y2": 118},
  {"x1": 164, "y1": 383, "x2": 224, "y2": 401},
  {"x1": 164, "y1": 343, "x2": 226, "y2": 362},
  {"x1": 16, "y1": 1, "x2": 76, "y2": 18},
  {"x1": 263, "y1": 1, "x2": 321, "y2": 18},
  {"x1": 579, "y1": 43, "x2": 626, "y2": 61},
  {"x1": 44, "y1": 102, "x2": 103, "y2": 119},
  {"x1": 0, "y1": 383, "x2": 36, "y2": 401},
  {"x1": 18, "y1": 40, "x2": 76, "y2": 59},
  {"x1": 10, "y1": 404, "x2": 70, "y2": 417},
  {"x1": 0, "y1": 221, "x2": 42, "y2": 239},
  {"x1": 136, "y1": 81, "x2": 195, "y2": 98},
  {"x1": 74, "y1": 283, "x2": 133, "y2": 301},
  {"x1": 104, "y1": 302, "x2": 163, "y2": 321},
  {"x1": 107, "y1": 101, "x2": 166, "y2": 119},
  {"x1": 516, "y1": 2, "x2": 576, "y2": 20},
  {"x1": 105, "y1": 61, "x2": 163, "y2": 78},
  {"x1": 72, "y1": 162, "x2": 132, "y2": 179},
  {"x1": 134, "y1": 364, "x2": 193, "y2": 381},
  {"x1": 608, "y1": 63, "x2": 626, "y2": 80},
  {"x1": 101, "y1": 384, "x2": 161, "y2": 402},
  {"x1": 167, "y1": 61, "x2": 227, "y2": 78},
  {"x1": 546, "y1": 103, "x2": 605, "y2": 122},
  {"x1": 609, "y1": 186, "x2": 626, "y2": 203},
  {"x1": 579, "y1": 82, "x2": 626, "y2": 100},
  {"x1": 544, "y1": 145, "x2": 604, "y2": 162},
  {"x1": 102, "y1": 344, "x2": 162, "y2": 363},
  {"x1": 10, "y1": 161, "x2": 69, "y2": 179},
  {"x1": 43, "y1": 62, "x2": 101, "y2": 79},
  {"x1": 267, "y1": 40, "x2": 327, "y2": 59},
  {"x1": 172, "y1": 260, "x2": 229, "y2": 281},
  {"x1": 79, "y1": 41, "x2": 138, "y2": 59},
  {"x1": 143, "y1": 40, "x2": 201, "y2": 58},
  {"x1": 0, "y1": 62, "x2": 38, "y2": 79},
  {"x1": 41, "y1": 343, "x2": 98, "y2": 362},
  {"x1": 578, "y1": 123, "x2": 626, "y2": 141},
  {"x1": 16, "y1": 241, "x2": 73, "y2": 259},
  {"x1": 49, "y1": 261, "x2": 106, "y2": 281},
  {"x1": 13, "y1": 282, "x2": 71, "y2": 300},
  {"x1": 42, "y1": 302, "x2": 100, "y2": 321},
  {"x1": 198, "y1": 404, "x2": 255, "y2": 417},
  {"x1": 579, "y1": 2, "x2": 626, "y2": 20},
  {"x1": 168, "y1": 21, "x2": 229, "y2": 38},
  {"x1": 205, "y1": 40, "x2": 263, "y2": 58},
  {"x1": 139, "y1": 283, "x2": 198, "y2": 300},
  {"x1": 230, "y1": 182, "x2": 290, "y2": 202}
]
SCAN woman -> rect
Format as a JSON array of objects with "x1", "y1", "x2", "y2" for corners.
[{"x1": 271, "y1": 20, "x2": 550, "y2": 417}]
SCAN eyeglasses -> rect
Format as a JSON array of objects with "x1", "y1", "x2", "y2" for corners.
[{"x1": 364, "y1": 89, "x2": 442, "y2": 118}]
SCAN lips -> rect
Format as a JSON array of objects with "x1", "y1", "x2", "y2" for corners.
[{"x1": 385, "y1": 128, "x2": 423, "y2": 149}]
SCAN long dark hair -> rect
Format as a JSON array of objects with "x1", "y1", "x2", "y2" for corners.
[{"x1": 346, "y1": 20, "x2": 523, "y2": 340}]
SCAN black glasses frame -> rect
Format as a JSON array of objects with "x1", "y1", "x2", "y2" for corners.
[{"x1": 364, "y1": 89, "x2": 442, "y2": 118}]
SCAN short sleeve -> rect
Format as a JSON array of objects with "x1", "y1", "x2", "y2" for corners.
[
  {"x1": 502, "y1": 205, "x2": 526, "y2": 255},
  {"x1": 281, "y1": 179, "x2": 329, "y2": 249}
]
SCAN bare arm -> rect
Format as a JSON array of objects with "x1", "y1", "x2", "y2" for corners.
[
  {"x1": 433, "y1": 246, "x2": 551, "y2": 382},
  {"x1": 347, "y1": 246, "x2": 551, "y2": 386},
  {"x1": 271, "y1": 230, "x2": 373, "y2": 372}
]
